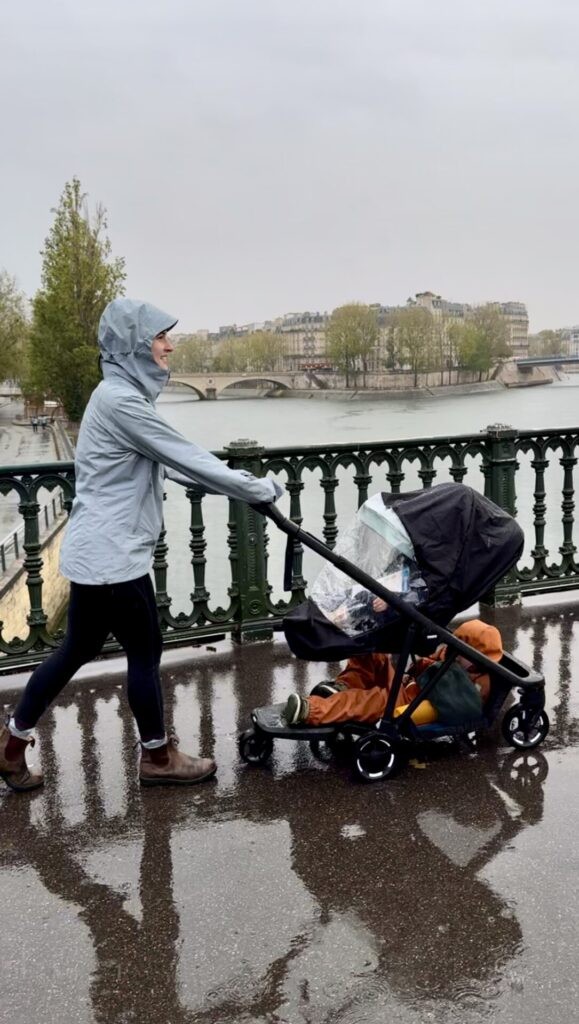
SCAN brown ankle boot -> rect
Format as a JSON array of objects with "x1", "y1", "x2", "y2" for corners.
[
  {"x1": 0, "y1": 724, "x2": 44, "y2": 792},
  {"x1": 139, "y1": 732, "x2": 216, "y2": 787}
]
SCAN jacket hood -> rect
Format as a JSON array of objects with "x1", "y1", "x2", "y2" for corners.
[
  {"x1": 452, "y1": 620, "x2": 503, "y2": 662},
  {"x1": 99, "y1": 298, "x2": 178, "y2": 402}
]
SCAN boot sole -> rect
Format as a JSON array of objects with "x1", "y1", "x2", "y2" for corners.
[
  {"x1": 0, "y1": 771, "x2": 44, "y2": 793},
  {"x1": 139, "y1": 766, "x2": 217, "y2": 787}
]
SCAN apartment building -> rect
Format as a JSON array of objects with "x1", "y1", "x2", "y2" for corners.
[
  {"x1": 212, "y1": 311, "x2": 328, "y2": 372},
  {"x1": 275, "y1": 312, "x2": 328, "y2": 371},
  {"x1": 557, "y1": 326, "x2": 579, "y2": 356},
  {"x1": 206, "y1": 291, "x2": 529, "y2": 373},
  {"x1": 497, "y1": 302, "x2": 529, "y2": 358},
  {"x1": 414, "y1": 292, "x2": 529, "y2": 358}
]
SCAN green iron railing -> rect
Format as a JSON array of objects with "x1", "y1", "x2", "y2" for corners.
[{"x1": 0, "y1": 423, "x2": 577, "y2": 672}]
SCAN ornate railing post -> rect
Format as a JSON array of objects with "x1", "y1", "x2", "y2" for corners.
[
  {"x1": 482, "y1": 423, "x2": 521, "y2": 606},
  {"x1": 152, "y1": 519, "x2": 171, "y2": 630},
  {"x1": 20, "y1": 491, "x2": 49, "y2": 643},
  {"x1": 225, "y1": 439, "x2": 273, "y2": 643}
]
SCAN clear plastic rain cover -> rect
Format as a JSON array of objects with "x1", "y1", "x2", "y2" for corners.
[{"x1": 310, "y1": 494, "x2": 429, "y2": 637}]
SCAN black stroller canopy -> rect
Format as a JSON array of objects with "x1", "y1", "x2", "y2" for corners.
[
  {"x1": 385, "y1": 483, "x2": 523, "y2": 623},
  {"x1": 283, "y1": 483, "x2": 524, "y2": 661}
]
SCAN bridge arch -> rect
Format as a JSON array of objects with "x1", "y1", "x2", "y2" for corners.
[
  {"x1": 170, "y1": 372, "x2": 297, "y2": 399},
  {"x1": 166, "y1": 380, "x2": 207, "y2": 400},
  {"x1": 218, "y1": 376, "x2": 292, "y2": 396}
]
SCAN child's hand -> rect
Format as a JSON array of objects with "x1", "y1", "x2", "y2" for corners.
[{"x1": 372, "y1": 597, "x2": 388, "y2": 613}]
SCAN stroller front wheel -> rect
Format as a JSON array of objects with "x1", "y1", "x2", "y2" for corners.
[
  {"x1": 239, "y1": 729, "x2": 274, "y2": 765},
  {"x1": 352, "y1": 734, "x2": 399, "y2": 783},
  {"x1": 309, "y1": 732, "x2": 352, "y2": 763},
  {"x1": 502, "y1": 705, "x2": 549, "y2": 750}
]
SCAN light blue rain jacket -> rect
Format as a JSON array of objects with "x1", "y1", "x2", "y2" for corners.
[{"x1": 59, "y1": 299, "x2": 282, "y2": 585}]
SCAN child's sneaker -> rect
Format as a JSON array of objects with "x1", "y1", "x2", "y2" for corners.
[
  {"x1": 281, "y1": 693, "x2": 309, "y2": 726},
  {"x1": 310, "y1": 681, "x2": 349, "y2": 698}
]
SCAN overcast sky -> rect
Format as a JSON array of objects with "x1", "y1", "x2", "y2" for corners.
[{"x1": 2, "y1": 0, "x2": 579, "y2": 332}]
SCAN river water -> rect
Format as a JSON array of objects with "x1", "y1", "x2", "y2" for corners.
[{"x1": 158, "y1": 379, "x2": 579, "y2": 613}]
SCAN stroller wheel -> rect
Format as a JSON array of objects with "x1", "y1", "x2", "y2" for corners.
[
  {"x1": 309, "y1": 738, "x2": 334, "y2": 762},
  {"x1": 239, "y1": 729, "x2": 274, "y2": 765},
  {"x1": 309, "y1": 733, "x2": 352, "y2": 763},
  {"x1": 501, "y1": 751, "x2": 549, "y2": 789},
  {"x1": 502, "y1": 705, "x2": 549, "y2": 750},
  {"x1": 352, "y1": 734, "x2": 399, "y2": 783}
]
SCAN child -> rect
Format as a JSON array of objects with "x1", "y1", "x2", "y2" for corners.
[{"x1": 281, "y1": 620, "x2": 503, "y2": 728}]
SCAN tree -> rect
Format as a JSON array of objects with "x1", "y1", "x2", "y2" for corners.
[
  {"x1": 446, "y1": 322, "x2": 463, "y2": 383},
  {"x1": 469, "y1": 305, "x2": 511, "y2": 360},
  {"x1": 213, "y1": 336, "x2": 248, "y2": 373},
  {"x1": 431, "y1": 315, "x2": 451, "y2": 385},
  {"x1": 380, "y1": 311, "x2": 401, "y2": 371},
  {"x1": 169, "y1": 335, "x2": 213, "y2": 373},
  {"x1": 529, "y1": 330, "x2": 567, "y2": 357},
  {"x1": 0, "y1": 271, "x2": 30, "y2": 383},
  {"x1": 453, "y1": 305, "x2": 511, "y2": 381},
  {"x1": 244, "y1": 331, "x2": 282, "y2": 373},
  {"x1": 326, "y1": 304, "x2": 379, "y2": 388},
  {"x1": 394, "y1": 306, "x2": 434, "y2": 387},
  {"x1": 27, "y1": 178, "x2": 126, "y2": 420}
]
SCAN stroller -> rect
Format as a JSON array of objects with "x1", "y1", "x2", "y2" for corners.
[{"x1": 238, "y1": 483, "x2": 549, "y2": 782}]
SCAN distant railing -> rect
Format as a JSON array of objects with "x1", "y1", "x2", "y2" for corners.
[{"x1": 0, "y1": 424, "x2": 578, "y2": 671}]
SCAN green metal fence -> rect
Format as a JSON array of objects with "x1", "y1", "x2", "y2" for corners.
[{"x1": 1, "y1": 423, "x2": 578, "y2": 671}]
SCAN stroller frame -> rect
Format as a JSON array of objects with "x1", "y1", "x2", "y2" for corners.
[{"x1": 238, "y1": 503, "x2": 548, "y2": 783}]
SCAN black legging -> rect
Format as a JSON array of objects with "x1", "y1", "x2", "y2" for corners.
[{"x1": 15, "y1": 575, "x2": 164, "y2": 742}]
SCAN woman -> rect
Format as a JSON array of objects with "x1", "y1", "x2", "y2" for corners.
[{"x1": 0, "y1": 298, "x2": 283, "y2": 792}]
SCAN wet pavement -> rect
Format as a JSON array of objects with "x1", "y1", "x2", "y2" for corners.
[
  {"x1": 2, "y1": 599, "x2": 579, "y2": 1023},
  {"x1": 0, "y1": 399, "x2": 57, "y2": 467}
]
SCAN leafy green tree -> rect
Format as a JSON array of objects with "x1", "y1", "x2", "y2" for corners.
[
  {"x1": 27, "y1": 178, "x2": 125, "y2": 421},
  {"x1": 529, "y1": 329, "x2": 567, "y2": 357},
  {"x1": 454, "y1": 323, "x2": 488, "y2": 380},
  {"x1": 326, "y1": 304, "x2": 379, "y2": 388},
  {"x1": 453, "y1": 305, "x2": 511, "y2": 380},
  {"x1": 469, "y1": 305, "x2": 511, "y2": 360},
  {"x1": 380, "y1": 311, "x2": 401, "y2": 371},
  {"x1": 446, "y1": 322, "x2": 464, "y2": 383},
  {"x1": 0, "y1": 271, "x2": 30, "y2": 383},
  {"x1": 213, "y1": 336, "x2": 248, "y2": 373},
  {"x1": 431, "y1": 316, "x2": 451, "y2": 385},
  {"x1": 169, "y1": 335, "x2": 214, "y2": 373},
  {"x1": 244, "y1": 331, "x2": 282, "y2": 373},
  {"x1": 394, "y1": 306, "x2": 434, "y2": 387}
]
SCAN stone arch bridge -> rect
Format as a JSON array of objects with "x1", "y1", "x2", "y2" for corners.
[{"x1": 168, "y1": 372, "x2": 303, "y2": 399}]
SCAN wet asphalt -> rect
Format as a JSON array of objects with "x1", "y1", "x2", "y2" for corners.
[{"x1": 2, "y1": 599, "x2": 579, "y2": 1024}]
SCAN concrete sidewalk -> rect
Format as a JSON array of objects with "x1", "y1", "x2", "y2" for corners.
[{"x1": 1, "y1": 599, "x2": 579, "y2": 1024}]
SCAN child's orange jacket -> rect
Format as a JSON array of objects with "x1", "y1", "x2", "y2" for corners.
[{"x1": 305, "y1": 620, "x2": 502, "y2": 727}]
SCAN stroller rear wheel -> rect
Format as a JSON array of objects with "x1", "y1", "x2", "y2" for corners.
[
  {"x1": 239, "y1": 729, "x2": 274, "y2": 765},
  {"x1": 502, "y1": 705, "x2": 549, "y2": 750},
  {"x1": 352, "y1": 733, "x2": 400, "y2": 783}
]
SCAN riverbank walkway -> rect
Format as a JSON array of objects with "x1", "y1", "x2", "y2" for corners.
[
  {"x1": 0, "y1": 400, "x2": 59, "y2": 544},
  {"x1": 0, "y1": 399, "x2": 57, "y2": 466},
  {"x1": 2, "y1": 594, "x2": 579, "y2": 1024}
]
